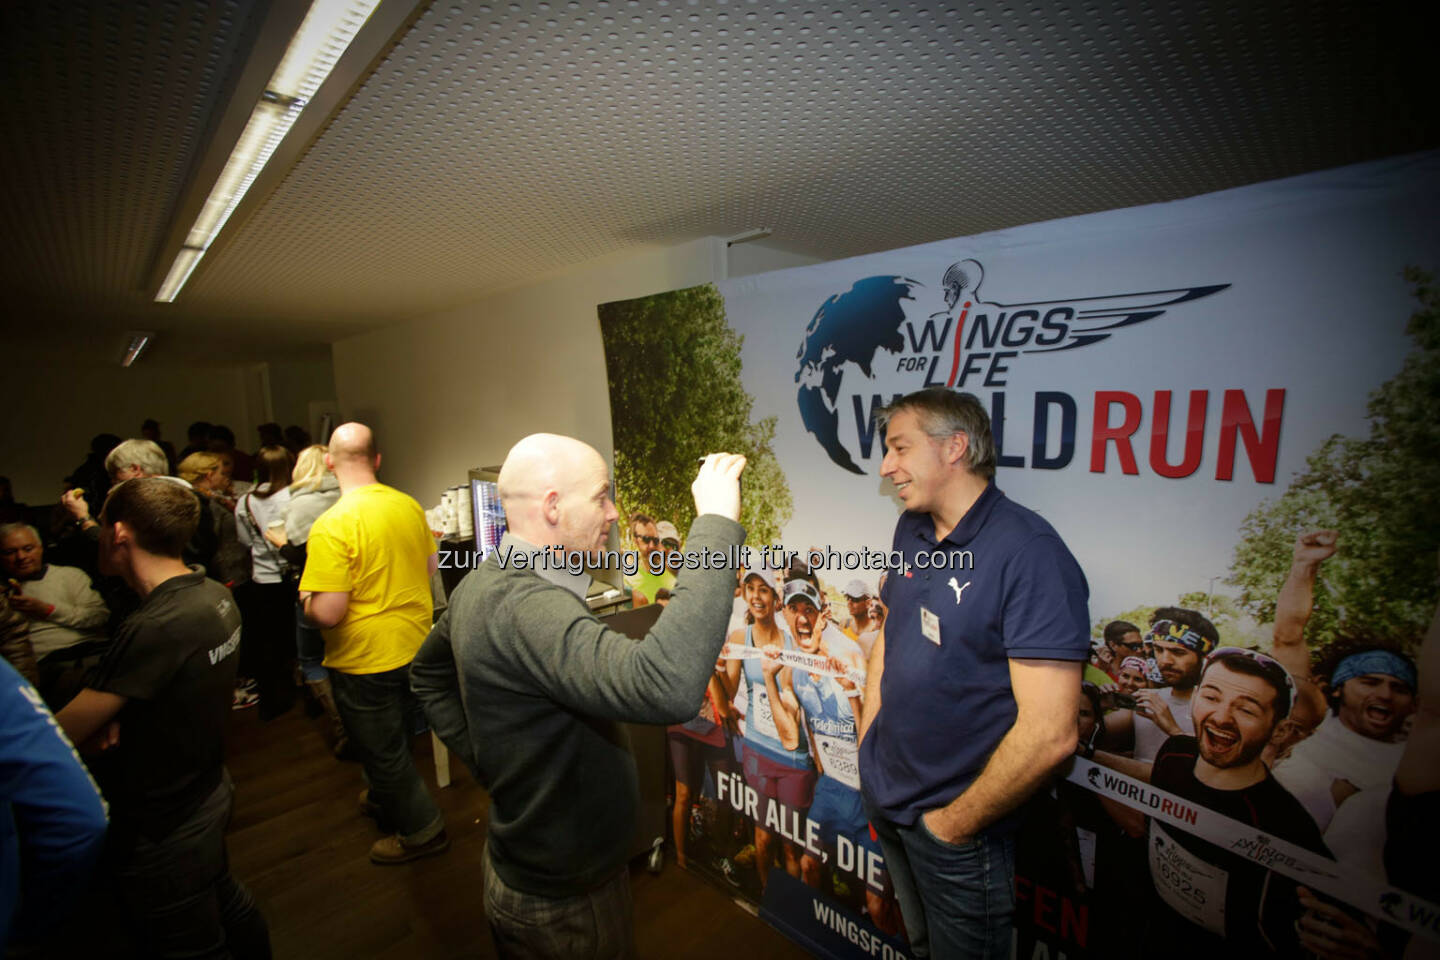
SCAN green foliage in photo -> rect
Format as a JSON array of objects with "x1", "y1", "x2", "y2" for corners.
[
  {"x1": 600, "y1": 283, "x2": 793, "y2": 547},
  {"x1": 1228, "y1": 267, "x2": 1440, "y2": 652}
]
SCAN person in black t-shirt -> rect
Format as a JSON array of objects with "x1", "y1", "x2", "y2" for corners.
[
  {"x1": 54, "y1": 478, "x2": 271, "y2": 959},
  {"x1": 1144, "y1": 648, "x2": 1329, "y2": 958}
]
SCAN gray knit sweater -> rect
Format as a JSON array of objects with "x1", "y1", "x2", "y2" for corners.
[{"x1": 411, "y1": 513, "x2": 745, "y2": 896}]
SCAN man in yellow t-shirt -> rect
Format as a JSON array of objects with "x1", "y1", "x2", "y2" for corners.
[{"x1": 300, "y1": 423, "x2": 446, "y2": 865}]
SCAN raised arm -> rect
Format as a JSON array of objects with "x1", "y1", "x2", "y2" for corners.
[
  {"x1": 922, "y1": 658, "x2": 1082, "y2": 843},
  {"x1": 512, "y1": 514, "x2": 746, "y2": 723},
  {"x1": 513, "y1": 455, "x2": 748, "y2": 723},
  {"x1": 1272, "y1": 529, "x2": 1337, "y2": 721}
]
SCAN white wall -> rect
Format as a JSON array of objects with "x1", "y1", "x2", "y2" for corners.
[
  {"x1": 331, "y1": 238, "x2": 729, "y2": 505},
  {"x1": 2, "y1": 359, "x2": 252, "y2": 503},
  {"x1": 0, "y1": 352, "x2": 339, "y2": 504},
  {"x1": 726, "y1": 240, "x2": 823, "y2": 278},
  {"x1": 267, "y1": 353, "x2": 337, "y2": 437}
]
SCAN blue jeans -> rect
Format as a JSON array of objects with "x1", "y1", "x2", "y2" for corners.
[
  {"x1": 294, "y1": 601, "x2": 327, "y2": 683},
  {"x1": 329, "y1": 666, "x2": 444, "y2": 843},
  {"x1": 867, "y1": 810, "x2": 1015, "y2": 959},
  {"x1": 108, "y1": 770, "x2": 271, "y2": 959}
]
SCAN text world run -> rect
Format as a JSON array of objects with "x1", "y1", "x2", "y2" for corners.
[{"x1": 852, "y1": 388, "x2": 1286, "y2": 482}]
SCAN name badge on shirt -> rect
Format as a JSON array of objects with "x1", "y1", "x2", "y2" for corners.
[{"x1": 920, "y1": 606, "x2": 941, "y2": 646}]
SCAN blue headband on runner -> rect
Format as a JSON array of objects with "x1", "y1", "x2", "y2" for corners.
[{"x1": 1331, "y1": 650, "x2": 1416, "y2": 691}]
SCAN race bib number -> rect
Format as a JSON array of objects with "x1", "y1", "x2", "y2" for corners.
[
  {"x1": 751, "y1": 687, "x2": 780, "y2": 741},
  {"x1": 1149, "y1": 823, "x2": 1228, "y2": 936},
  {"x1": 813, "y1": 733, "x2": 860, "y2": 790}
]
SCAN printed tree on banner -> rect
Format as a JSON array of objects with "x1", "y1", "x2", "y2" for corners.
[
  {"x1": 1229, "y1": 267, "x2": 1440, "y2": 653},
  {"x1": 600, "y1": 283, "x2": 793, "y2": 547}
]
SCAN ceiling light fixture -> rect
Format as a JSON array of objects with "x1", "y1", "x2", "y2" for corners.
[
  {"x1": 120, "y1": 331, "x2": 155, "y2": 367},
  {"x1": 154, "y1": 0, "x2": 382, "y2": 303},
  {"x1": 726, "y1": 227, "x2": 774, "y2": 246}
]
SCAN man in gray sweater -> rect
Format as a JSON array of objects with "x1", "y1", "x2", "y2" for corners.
[{"x1": 411, "y1": 435, "x2": 745, "y2": 959}]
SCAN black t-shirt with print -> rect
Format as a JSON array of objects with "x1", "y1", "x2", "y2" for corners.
[
  {"x1": 1145, "y1": 735, "x2": 1331, "y2": 957},
  {"x1": 87, "y1": 568, "x2": 242, "y2": 840}
]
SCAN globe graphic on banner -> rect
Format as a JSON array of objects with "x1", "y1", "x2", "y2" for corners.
[{"x1": 794, "y1": 275, "x2": 920, "y2": 475}]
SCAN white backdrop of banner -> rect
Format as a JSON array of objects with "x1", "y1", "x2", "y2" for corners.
[{"x1": 717, "y1": 151, "x2": 1439, "y2": 619}]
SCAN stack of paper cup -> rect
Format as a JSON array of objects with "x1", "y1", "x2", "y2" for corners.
[
  {"x1": 440, "y1": 490, "x2": 459, "y2": 537},
  {"x1": 456, "y1": 484, "x2": 474, "y2": 539}
]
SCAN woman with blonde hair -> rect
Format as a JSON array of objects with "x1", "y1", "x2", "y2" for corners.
[
  {"x1": 266, "y1": 445, "x2": 347, "y2": 755},
  {"x1": 175, "y1": 451, "x2": 225, "y2": 493},
  {"x1": 175, "y1": 452, "x2": 249, "y2": 589}
]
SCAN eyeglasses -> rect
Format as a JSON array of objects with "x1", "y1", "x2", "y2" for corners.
[
  {"x1": 636, "y1": 535, "x2": 660, "y2": 546},
  {"x1": 661, "y1": 539, "x2": 680, "y2": 550},
  {"x1": 1115, "y1": 639, "x2": 1144, "y2": 652}
]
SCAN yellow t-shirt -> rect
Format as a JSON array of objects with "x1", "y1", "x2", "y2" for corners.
[{"x1": 299, "y1": 483, "x2": 437, "y2": 674}]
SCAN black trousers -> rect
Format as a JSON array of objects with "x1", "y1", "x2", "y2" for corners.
[
  {"x1": 107, "y1": 771, "x2": 271, "y2": 959},
  {"x1": 236, "y1": 579, "x2": 298, "y2": 719}
]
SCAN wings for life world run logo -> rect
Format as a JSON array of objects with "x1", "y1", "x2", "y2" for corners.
[{"x1": 793, "y1": 260, "x2": 1287, "y2": 483}]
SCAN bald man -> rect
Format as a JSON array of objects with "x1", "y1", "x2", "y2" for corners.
[
  {"x1": 299, "y1": 423, "x2": 447, "y2": 864},
  {"x1": 411, "y1": 435, "x2": 746, "y2": 959}
]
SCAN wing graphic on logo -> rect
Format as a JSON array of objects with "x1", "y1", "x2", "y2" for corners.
[{"x1": 994, "y1": 284, "x2": 1231, "y2": 353}]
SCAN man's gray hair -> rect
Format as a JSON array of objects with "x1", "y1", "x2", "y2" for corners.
[
  {"x1": 104, "y1": 439, "x2": 168, "y2": 479},
  {"x1": 0, "y1": 522, "x2": 40, "y2": 543},
  {"x1": 876, "y1": 388, "x2": 996, "y2": 479}
]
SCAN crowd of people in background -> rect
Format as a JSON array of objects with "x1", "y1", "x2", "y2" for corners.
[{"x1": 0, "y1": 418, "x2": 445, "y2": 956}]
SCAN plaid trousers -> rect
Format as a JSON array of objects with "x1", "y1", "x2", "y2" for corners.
[{"x1": 482, "y1": 843, "x2": 634, "y2": 960}]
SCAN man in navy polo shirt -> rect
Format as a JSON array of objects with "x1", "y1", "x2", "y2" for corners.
[{"x1": 857, "y1": 388, "x2": 1091, "y2": 959}]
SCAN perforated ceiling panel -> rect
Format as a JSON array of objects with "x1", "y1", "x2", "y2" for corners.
[
  {"x1": 0, "y1": 1, "x2": 1432, "y2": 350},
  {"x1": 0, "y1": 2, "x2": 249, "y2": 325}
]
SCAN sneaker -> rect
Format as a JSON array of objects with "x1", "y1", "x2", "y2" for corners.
[
  {"x1": 718, "y1": 857, "x2": 741, "y2": 887},
  {"x1": 370, "y1": 830, "x2": 450, "y2": 865},
  {"x1": 232, "y1": 687, "x2": 259, "y2": 710}
]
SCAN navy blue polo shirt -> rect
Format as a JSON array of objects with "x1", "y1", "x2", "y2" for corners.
[{"x1": 859, "y1": 482, "x2": 1090, "y2": 831}]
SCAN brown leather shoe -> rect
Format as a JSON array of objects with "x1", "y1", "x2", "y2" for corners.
[
  {"x1": 358, "y1": 789, "x2": 381, "y2": 819},
  {"x1": 369, "y1": 830, "x2": 451, "y2": 865}
]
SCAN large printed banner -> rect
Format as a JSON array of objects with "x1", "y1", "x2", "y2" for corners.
[{"x1": 599, "y1": 152, "x2": 1440, "y2": 959}]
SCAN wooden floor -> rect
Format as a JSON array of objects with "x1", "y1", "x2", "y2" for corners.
[{"x1": 208, "y1": 703, "x2": 810, "y2": 959}]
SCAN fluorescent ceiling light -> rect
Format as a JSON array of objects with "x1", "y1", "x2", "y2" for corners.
[
  {"x1": 155, "y1": 246, "x2": 205, "y2": 303},
  {"x1": 726, "y1": 227, "x2": 773, "y2": 246},
  {"x1": 121, "y1": 331, "x2": 154, "y2": 367},
  {"x1": 154, "y1": 0, "x2": 380, "y2": 303}
]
